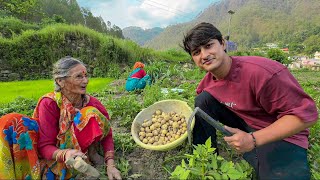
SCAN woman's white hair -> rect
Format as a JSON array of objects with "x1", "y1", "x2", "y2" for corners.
[{"x1": 52, "y1": 56, "x2": 86, "y2": 92}]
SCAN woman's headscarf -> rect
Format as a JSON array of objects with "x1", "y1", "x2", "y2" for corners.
[{"x1": 133, "y1": 62, "x2": 145, "y2": 69}]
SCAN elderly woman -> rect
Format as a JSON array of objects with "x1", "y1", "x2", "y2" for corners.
[
  {"x1": 0, "y1": 57, "x2": 121, "y2": 180},
  {"x1": 125, "y1": 61, "x2": 151, "y2": 91}
]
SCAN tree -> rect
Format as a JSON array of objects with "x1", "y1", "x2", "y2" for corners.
[
  {"x1": 0, "y1": 0, "x2": 39, "y2": 20},
  {"x1": 267, "y1": 48, "x2": 289, "y2": 65},
  {"x1": 303, "y1": 35, "x2": 320, "y2": 57}
]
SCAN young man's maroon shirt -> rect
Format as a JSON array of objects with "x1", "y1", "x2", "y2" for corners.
[{"x1": 196, "y1": 56, "x2": 318, "y2": 149}]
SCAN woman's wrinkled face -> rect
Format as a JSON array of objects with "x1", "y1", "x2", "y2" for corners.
[{"x1": 62, "y1": 64, "x2": 89, "y2": 95}]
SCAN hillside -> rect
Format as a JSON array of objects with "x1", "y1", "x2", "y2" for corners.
[
  {"x1": 143, "y1": 0, "x2": 320, "y2": 52},
  {"x1": 123, "y1": 26, "x2": 163, "y2": 45}
]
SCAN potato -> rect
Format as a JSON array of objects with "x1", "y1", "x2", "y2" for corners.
[
  {"x1": 139, "y1": 132, "x2": 146, "y2": 137},
  {"x1": 155, "y1": 110, "x2": 162, "y2": 115},
  {"x1": 138, "y1": 109, "x2": 189, "y2": 146}
]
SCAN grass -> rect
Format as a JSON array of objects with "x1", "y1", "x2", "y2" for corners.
[{"x1": 0, "y1": 78, "x2": 113, "y2": 105}]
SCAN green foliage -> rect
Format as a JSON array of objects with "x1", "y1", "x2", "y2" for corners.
[
  {"x1": 170, "y1": 138, "x2": 253, "y2": 180},
  {"x1": 116, "y1": 157, "x2": 132, "y2": 179},
  {"x1": 113, "y1": 133, "x2": 137, "y2": 156},
  {"x1": 155, "y1": 48, "x2": 191, "y2": 62},
  {"x1": 309, "y1": 122, "x2": 320, "y2": 180},
  {"x1": 266, "y1": 48, "x2": 289, "y2": 65},
  {"x1": 0, "y1": 96, "x2": 36, "y2": 117},
  {"x1": 40, "y1": 14, "x2": 66, "y2": 26},
  {"x1": 0, "y1": 0, "x2": 39, "y2": 20},
  {"x1": 105, "y1": 95, "x2": 142, "y2": 128},
  {"x1": 303, "y1": 35, "x2": 320, "y2": 56},
  {"x1": 144, "y1": 60, "x2": 168, "y2": 83},
  {"x1": 0, "y1": 23, "x2": 160, "y2": 81},
  {"x1": 0, "y1": 17, "x2": 39, "y2": 38}
]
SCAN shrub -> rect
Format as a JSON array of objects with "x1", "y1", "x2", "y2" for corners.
[{"x1": 0, "y1": 96, "x2": 36, "y2": 117}]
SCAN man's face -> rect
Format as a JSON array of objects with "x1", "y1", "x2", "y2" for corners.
[{"x1": 191, "y1": 39, "x2": 227, "y2": 73}]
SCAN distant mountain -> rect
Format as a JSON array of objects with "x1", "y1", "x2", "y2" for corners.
[
  {"x1": 122, "y1": 26, "x2": 164, "y2": 45},
  {"x1": 143, "y1": 0, "x2": 320, "y2": 51}
]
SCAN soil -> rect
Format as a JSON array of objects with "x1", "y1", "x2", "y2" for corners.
[
  {"x1": 110, "y1": 112, "x2": 186, "y2": 180},
  {"x1": 106, "y1": 80, "x2": 188, "y2": 179}
]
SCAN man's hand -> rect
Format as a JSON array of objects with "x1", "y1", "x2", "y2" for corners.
[{"x1": 223, "y1": 126, "x2": 255, "y2": 153}]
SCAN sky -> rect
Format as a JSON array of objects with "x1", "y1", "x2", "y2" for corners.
[{"x1": 76, "y1": 0, "x2": 218, "y2": 29}]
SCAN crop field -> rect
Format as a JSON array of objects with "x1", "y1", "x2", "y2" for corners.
[{"x1": 0, "y1": 65, "x2": 319, "y2": 179}]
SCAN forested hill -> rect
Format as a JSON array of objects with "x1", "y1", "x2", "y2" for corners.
[
  {"x1": 143, "y1": 0, "x2": 320, "y2": 53},
  {"x1": 123, "y1": 26, "x2": 163, "y2": 46},
  {"x1": 0, "y1": 0, "x2": 123, "y2": 38}
]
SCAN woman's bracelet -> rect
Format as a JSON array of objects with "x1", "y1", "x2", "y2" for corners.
[
  {"x1": 249, "y1": 132, "x2": 257, "y2": 148},
  {"x1": 55, "y1": 149, "x2": 70, "y2": 162},
  {"x1": 104, "y1": 150, "x2": 115, "y2": 164}
]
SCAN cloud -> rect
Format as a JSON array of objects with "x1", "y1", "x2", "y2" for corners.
[{"x1": 76, "y1": 0, "x2": 216, "y2": 29}]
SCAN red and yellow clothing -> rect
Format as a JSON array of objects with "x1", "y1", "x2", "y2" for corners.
[
  {"x1": 36, "y1": 94, "x2": 113, "y2": 160},
  {"x1": 34, "y1": 92, "x2": 113, "y2": 179},
  {"x1": 0, "y1": 113, "x2": 40, "y2": 179},
  {"x1": 0, "y1": 91, "x2": 113, "y2": 179}
]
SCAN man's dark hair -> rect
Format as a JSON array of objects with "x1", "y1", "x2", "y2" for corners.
[{"x1": 183, "y1": 22, "x2": 224, "y2": 55}]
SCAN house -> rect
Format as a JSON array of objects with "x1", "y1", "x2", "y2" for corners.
[
  {"x1": 314, "y1": 51, "x2": 320, "y2": 59},
  {"x1": 266, "y1": 43, "x2": 278, "y2": 49},
  {"x1": 288, "y1": 56, "x2": 320, "y2": 71}
]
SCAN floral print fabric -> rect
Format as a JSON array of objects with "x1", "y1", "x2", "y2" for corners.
[{"x1": 0, "y1": 113, "x2": 40, "y2": 179}]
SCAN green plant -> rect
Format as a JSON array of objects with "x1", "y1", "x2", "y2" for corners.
[
  {"x1": 170, "y1": 138, "x2": 253, "y2": 180},
  {"x1": 0, "y1": 96, "x2": 36, "y2": 116},
  {"x1": 117, "y1": 157, "x2": 132, "y2": 178},
  {"x1": 105, "y1": 95, "x2": 142, "y2": 128},
  {"x1": 309, "y1": 121, "x2": 320, "y2": 180},
  {"x1": 113, "y1": 133, "x2": 137, "y2": 156}
]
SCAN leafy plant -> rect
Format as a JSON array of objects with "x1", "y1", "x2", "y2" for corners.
[
  {"x1": 0, "y1": 96, "x2": 36, "y2": 117},
  {"x1": 113, "y1": 133, "x2": 137, "y2": 156},
  {"x1": 117, "y1": 157, "x2": 132, "y2": 178},
  {"x1": 170, "y1": 138, "x2": 253, "y2": 180},
  {"x1": 105, "y1": 95, "x2": 142, "y2": 128}
]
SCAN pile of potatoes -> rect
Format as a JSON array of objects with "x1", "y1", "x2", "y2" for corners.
[{"x1": 138, "y1": 109, "x2": 188, "y2": 146}]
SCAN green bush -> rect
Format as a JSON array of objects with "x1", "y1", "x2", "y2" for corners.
[
  {"x1": 0, "y1": 17, "x2": 39, "y2": 38},
  {"x1": 0, "y1": 96, "x2": 37, "y2": 117},
  {"x1": 0, "y1": 23, "x2": 156, "y2": 80}
]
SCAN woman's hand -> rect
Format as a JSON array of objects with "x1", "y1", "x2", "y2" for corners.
[
  {"x1": 223, "y1": 126, "x2": 255, "y2": 153},
  {"x1": 65, "y1": 149, "x2": 87, "y2": 161},
  {"x1": 106, "y1": 159, "x2": 122, "y2": 180}
]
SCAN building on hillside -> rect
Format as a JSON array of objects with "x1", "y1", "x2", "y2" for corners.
[
  {"x1": 314, "y1": 51, "x2": 320, "y2": 59},
  {"x1": 266, "y1": 43, "x2": 278, "y2": 49},
  {"x1": 301, "y1": 59, "x2": 320, "y2": 71},
  {"x1": 288, "y1": 56, "x2": 320, "y2": 71}
]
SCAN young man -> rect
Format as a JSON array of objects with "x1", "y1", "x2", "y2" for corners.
[{"x1": 183, "y1": 22, "x2": 318, "y2": 179}]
